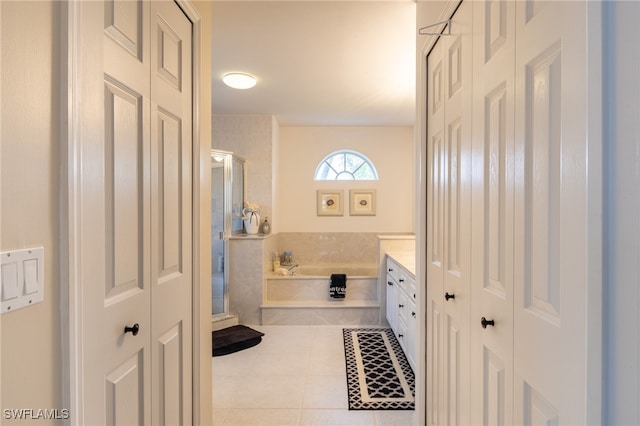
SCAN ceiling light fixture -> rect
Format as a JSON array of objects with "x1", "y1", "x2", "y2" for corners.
[{"x1": 222, "y1": 72, "x2": 257, "y2": 90}]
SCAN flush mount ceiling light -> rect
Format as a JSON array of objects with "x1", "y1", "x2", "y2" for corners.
[{"x1": 222, "y1": 72, "x2": 257, "y2": 90}]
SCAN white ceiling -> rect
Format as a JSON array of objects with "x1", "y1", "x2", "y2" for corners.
[{"x1": 211, "y1": 1, "x2": 417, "y2": 126}]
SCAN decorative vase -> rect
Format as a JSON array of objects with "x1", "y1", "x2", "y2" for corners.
[{"x1": 243, "y1": 211, "x2": 260, "y2": 235}]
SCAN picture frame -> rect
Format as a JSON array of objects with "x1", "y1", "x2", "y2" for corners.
[
  {"x1": 317, "y1": 190, "x2": 344, "y2": 216},
  {"x1": 349, "y1": 189, "x2": 376, "y2": 216}
]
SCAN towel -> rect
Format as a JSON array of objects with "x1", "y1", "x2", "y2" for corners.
[{"x1": 330, "y1": 274, "x2": 347, "y2": 299}]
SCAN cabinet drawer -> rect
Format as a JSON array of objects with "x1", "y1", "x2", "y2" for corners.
[
  {"x1": 386, "y1": 257, "x2": 402, "y2": 283},
  {"x1": 398, "y1": 290, "x2": 409, "y2": 324}
]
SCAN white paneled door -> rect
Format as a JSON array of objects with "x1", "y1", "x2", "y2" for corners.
[
  {"x1": 426, "y1": 0, "x2": 599, "y2": 424},
  {"x1": 426, "y1": 1, "x2": 473, "y2": 424},
  {"x1": 512, "y1": 2, "x2": 591, "y2": 424},
  {"x1": 75, "y1": 1, "x2": 193, "y2": 424},
  {"x1": 470, "y1": 0, "x2": 516, "y2": 424}
]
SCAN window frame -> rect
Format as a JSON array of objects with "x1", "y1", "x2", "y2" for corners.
[{"x1": 313, "y1": 150, "x2": 379, "y2": 181}]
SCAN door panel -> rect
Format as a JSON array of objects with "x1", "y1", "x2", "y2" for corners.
[
  {"x1": 104, "y1": 78, "x2": 147, "y2": 299},
  {"x1": 442, "y1": 3, "x2": 473, "y2": 424},
  {"x1": 158, "y1": 324, "x2": 184, "y2": 425},
  {"x1": 150, "y1": 1, "x2": 193, "y2": 424},
  {"x1": 470, "y1": 0, "x2": 515, "y2": 423},
  {"x1": 106, "y1": 352, "x2": 145, "y2": 426},
  {"x1": 79, "y1": 1, "x2": 192, "y2": 424},
  {"x1": 426, "y1": 3, "x2": 473, "y2": 424},
  {"x1": 514, "y1": 2, "x2": 589, "y2": 424},
  {"x1": 482, "y1": 347, "x2": 506, "y2": 425}
]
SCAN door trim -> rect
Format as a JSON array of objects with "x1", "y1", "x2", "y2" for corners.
[{"x1": 61, "y1": 1, "x2": 203, "y2": 424}]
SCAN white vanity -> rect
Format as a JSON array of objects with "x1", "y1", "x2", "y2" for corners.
[{"x1": 385, "y1": 252, "x2": 417, "y2": 371}]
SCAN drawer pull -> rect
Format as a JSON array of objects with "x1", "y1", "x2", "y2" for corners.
[
  {"x1": 388, "y1": 268, "x2": 394, "y2": 272},
  {"x1": 481, "y1": 317, "x2": 495, "y2": 329},
  {"x1": 445, "y1": 292, "x2": 455, "y2": 301},
  {"x1": 387, "y1": 281, "x2": 394, "y2": 286},
  {"x1": 399, "y1": 278, "x2": 405, "y2": 283},
  {"x1": 398, "y1": 304, "x2": 404, "y2": 308},
  {"x1": 412, "y1": 311, "x2": 416, "y2": 318}
]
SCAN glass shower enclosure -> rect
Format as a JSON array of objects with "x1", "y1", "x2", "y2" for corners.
[{"x1": 211, "y1": 150, "x2": 244, "y2": 317}]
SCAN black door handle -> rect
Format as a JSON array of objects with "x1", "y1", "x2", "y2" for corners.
[
  {"x1": 124, "y1": 323, "x2": 140, "y2": 336},
  {"x1": 481, "y1": 317, "x2": 495, "y2": 329},
  {"x1": 445, "y1": 292, "x2": 455, "y2": 301}
]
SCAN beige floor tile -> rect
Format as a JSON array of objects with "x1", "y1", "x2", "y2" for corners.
[
  {"x1": 220, "y1": 408, "x2": 300, "y2": 426},
  {"x1": 374, "y1": 409, "x2": 419, "y2": 426},
  {"x1": 212, "y1": 407, "x2": 230, "y2": 426},
  {"x1": 298, "y1": 409, "x2": 376, "y2": 425},
  {"x1": 212, "y1": 325, "x2": 416, "y2": 425},
  {"x1": 302, "y1": 375, "x2": 349, "y2": 409}
]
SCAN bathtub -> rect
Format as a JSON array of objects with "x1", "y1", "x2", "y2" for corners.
[
  {"x1": 284, "y1": 264, "x2": 378, "y2": 278},
  {"x1": 266, "y1": 263, "x2": 379, "y2": 302}
]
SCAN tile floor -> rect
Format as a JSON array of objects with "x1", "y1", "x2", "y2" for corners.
[{"x1": 212, "y1": 325, "x2": 418, "y2": 426}]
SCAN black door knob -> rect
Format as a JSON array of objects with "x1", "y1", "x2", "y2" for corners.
[
  {"x1": 481, "y1": 317, "x2": 495, "y2": 329},
  {"x1": 445, "y1": 292, "x2": 455, "y2": 301},
  {"x1": 124, "y1": 323, "x2": 140, "y2": 336}
]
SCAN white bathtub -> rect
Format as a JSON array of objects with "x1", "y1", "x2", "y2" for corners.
[
  {"x1": 267, "y1": 264, "x2": 379, "y2": 303},
  {"x1": 279, "y1": 264, "x2": 378, "y2": 278}
]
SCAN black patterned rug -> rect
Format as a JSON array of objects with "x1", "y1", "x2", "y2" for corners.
[{"x1": 343, "y1": 328, "x2": 415, "y2": 410}]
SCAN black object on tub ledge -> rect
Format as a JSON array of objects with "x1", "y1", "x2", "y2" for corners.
[{"x1": 330, "y1": 274, "x2": 347, "y2": 298}]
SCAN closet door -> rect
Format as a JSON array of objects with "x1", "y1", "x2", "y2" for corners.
[
  {"x1": 426, "y1": 2, "x2": 473, "y2": 424},
  {"x1": 470, "y1": 0, "x2": 516, "y2": 424},
  {"x1": 149, "y1": 1, "x2": 193, "y2": 424},
  {"x1": 426, "y1": 28, "x2": 445, "y2": 426},
  {"x1": 513, "y1": 2, "x2": 592, "y2": 424},
  {"x1": 76, "y1": 1, "x2": 194, "y2": 423}
]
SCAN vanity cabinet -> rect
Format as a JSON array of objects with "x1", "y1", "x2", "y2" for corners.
[{"x1": 386, "y1": 255, "x2": 417, "y2": 371}]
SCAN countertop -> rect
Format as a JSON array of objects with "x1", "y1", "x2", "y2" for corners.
[{"x1": 385, "y1": 251, "x2": 416, "y2": 276}]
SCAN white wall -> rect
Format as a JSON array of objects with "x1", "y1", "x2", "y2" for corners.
[
  {"x1": 1, "y1": 1, "x2": 63, "y2": 419},
  {"x1": 0, "y1": 2, "x2": 214, "y2": 423},
  {"x1": 278, "y1": 126, "x2": 414, "y2": 233},
  {"x1": 605, "y1": 1, "x2": 640, "y2": 423}
]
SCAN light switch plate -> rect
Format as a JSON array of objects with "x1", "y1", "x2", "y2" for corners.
[{"x1": 1, "y1": 247, "x2": 44, "y2": 314}]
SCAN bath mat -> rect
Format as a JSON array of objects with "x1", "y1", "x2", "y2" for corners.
[
  {"x1": 343, "y1": 328, "x2": 415, "y2": 410},
  {"x1": 212, "y1": 325, "x2": 264, "y2": 357}
]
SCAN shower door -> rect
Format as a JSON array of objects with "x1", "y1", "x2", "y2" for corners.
[{"x1": 211, "y1": 150, "x2": 244, "y2": 316}]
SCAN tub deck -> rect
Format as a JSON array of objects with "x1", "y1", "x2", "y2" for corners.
[{"x1": 261, "y1": 265, "x2": 382, "y2": 325}]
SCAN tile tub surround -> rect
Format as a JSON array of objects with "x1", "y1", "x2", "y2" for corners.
[
  {"x1": 277, "y1": 232, "x2": 380, "y2": 265},
  {"x1": 227, "y1": 233, "x2": 413, "y2": 325},
  {"x1": 228, "y1": 234, "x2": 279, "y2": 324}
]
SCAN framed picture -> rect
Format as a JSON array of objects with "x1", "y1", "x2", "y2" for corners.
[
  {"x1": 350, "y1": 189, "x2": 376, "y2": 216},
  {"x1": 317, "y1": 190, "x2": 344, "y2": 216}
]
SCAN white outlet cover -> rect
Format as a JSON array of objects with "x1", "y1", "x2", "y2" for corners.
[{"x1": 1, "y1": 247, "x2": 44, "y2": 314}]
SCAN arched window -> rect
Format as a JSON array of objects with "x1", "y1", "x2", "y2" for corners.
[{"x1": 314, "y1": 150, "x2": 379, "y2": 181}]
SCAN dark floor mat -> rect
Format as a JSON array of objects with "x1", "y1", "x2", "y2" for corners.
[{"x1": 212, "y1": 325, "x2": 264, "y2": 357}]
